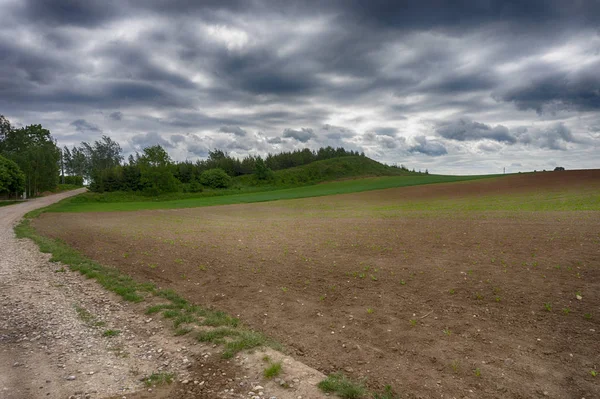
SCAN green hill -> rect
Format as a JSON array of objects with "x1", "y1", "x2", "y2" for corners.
[{"x1": 235, "y1": 156, "x2": 415, "y2": 186}]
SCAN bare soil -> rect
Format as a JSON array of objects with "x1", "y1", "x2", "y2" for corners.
[{"x1": 34, "y1": 171, "x2": 600, "y2": 398}]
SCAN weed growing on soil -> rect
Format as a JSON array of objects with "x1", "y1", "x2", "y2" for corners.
[
  {"x1": 544, "y1": 302, "x2": 552, "y2": 312},
  {"x1": 102, "y1": 329, "x2": 121, "y2": 337},
  {"x1": 562, "y1": 308, "x2": 570, "y2": 315},
  {"x1": 443, "y1": 328, "x2": 451, "y2": 335},
  {"x1": 196, "y1": 327, "x2": 276, "y2": 359},
  {"x1": 263, "y1": 361, "x2": 282, "y2": 378},
  {"x1": 450, "y1": 360, "x2": 460, "y2": 373},
  {"x1": 317, "y1": 372, "x2": 366, "y2": 399},
  {"x1": 367, "y1": 308, "x2": 374, "y2": 314},
  {"x1": 591, "y1": 370, "x2": 598, "y2": 377},
  {"x1": 409, "y1": 319, "x2": 417, "y2": 327},
  {"x1": 144, "y1": 372, "x2": 174, "y2": 387},
  {"x1": 584, "y1": 313, "x2": 592, "y2": 319},
  {"x1": 474, "y1": 368, "x2": 481, "y2": 377},
  {"x1": 174, "y1": 327, "x2": 192, "y2": 336},
  {"x1": 74, "y1": 305, "x2": 95, "y2": 324}
]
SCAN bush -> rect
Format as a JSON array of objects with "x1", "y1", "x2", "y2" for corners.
[{"x1": 200, "y1": 168, "x2": 231, "y2": 189}]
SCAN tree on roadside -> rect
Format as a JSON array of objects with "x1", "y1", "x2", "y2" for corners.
[
  {"x1": 0, "y1": 121, "x2": 60, "y2": 197},
  {"x1": 0, "y1": 154, "x2": 25, "y2": 198}
]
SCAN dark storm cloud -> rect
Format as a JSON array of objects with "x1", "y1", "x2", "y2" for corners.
[
  {"x1": 409, "y1": 136, "x2": 447, "y2": 157},
  {"x1": 219, "y1": 126, "x2": 247, "y2": 137},
  {"x1": 70, "y1": 119, "x2": 101, "y2": 133},
  {"x1": 436, "y1": 119, "x2": 516, "y2": 143},
  {"x1": 282, "y1": 128, "x2": 316, "y2": 143},
  {"x1": 496, "y1": 61, "x2": 600, "y2": 114},
  {"x1": 15, "y1": 0, "x2": 121, "y2": 27},
  {"x1": 1, "y1": 0, "x2": 599, "y2": 172}
]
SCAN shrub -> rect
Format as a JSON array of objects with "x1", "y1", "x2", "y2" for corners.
[{"x1": 200, "y1": 168, "x2": 231, "y2": 188}]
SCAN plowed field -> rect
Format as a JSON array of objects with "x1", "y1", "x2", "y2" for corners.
[{"x1": 34, "y1": 170, "x2": 600, "y2": 398}]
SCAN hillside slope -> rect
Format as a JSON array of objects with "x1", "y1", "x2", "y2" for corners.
[{"x1": 236, "y1": 156, "x2": 414, "y2": 186}]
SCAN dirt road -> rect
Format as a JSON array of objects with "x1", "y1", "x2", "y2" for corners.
[{"x1": 0, "y1": 190, "x2": 191, "y2": 399}]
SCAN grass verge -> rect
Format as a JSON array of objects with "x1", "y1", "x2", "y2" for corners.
[
  {"x1": 317, "y1": 373, "x2": 400, "y2": 399},
  {"x1": 15, "y1": 216, "x2": 280, "y2": 360}
]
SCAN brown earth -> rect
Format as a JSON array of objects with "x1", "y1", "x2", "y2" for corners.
[{"x1": 34, "y1": 171, "x2": 600, "y2": 398}]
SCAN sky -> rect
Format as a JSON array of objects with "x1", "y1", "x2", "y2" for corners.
[{"x1": 1, "y1": 0, "x2": 599, "y2": 174}]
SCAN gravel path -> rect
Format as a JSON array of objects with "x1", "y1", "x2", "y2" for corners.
[
  {"x1": 0, "y1": 190, "x2": 188, "y2": 399},
  {"x1": 0, "y1": 191, "x2": 326, "y2": 399}
]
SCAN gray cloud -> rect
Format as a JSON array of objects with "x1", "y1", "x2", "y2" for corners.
[
  {"x1": 109, "y1": 111, "x2": 123, "y2": 121},
  {"x1": 282, "y1": 128, "x2": 315, "y2": 143},
  {"x1": 219, "y1": 126, "x2": 247, "y2": 136},
  {"x1": 371, "y1": 127, "x2": 398, "y2": 137},
  {"x1": 267, "y1": 137, "x2": 283, "y2": 144},
  {"x1": 497, "y1": 62, "x2": 600, "y2": 114},
  {"x1": 0, "y1": 0, "x2": 598, "y2": 173},
  {"x1": 170, "y1": 134, "x2": 186, "y2": 143},
  {"x1": 516, "y1": 123, "x2": 581, "y2": 151},
  {"x1": 409, "y1": 136, "x2": 447, "y2": 156},
  {"x1": 131, "y1": 131, "x2": 174, "y2": 149},
  {"x1": 436, "y1": 119, "x2": 516, "y2": 143},
  {"x1": 70, "y1": 119, "x2": 101, "y2": 133}
]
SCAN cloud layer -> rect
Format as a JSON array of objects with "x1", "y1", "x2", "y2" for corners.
[{"x1": 1, "y1": 0, "x2": 599, "y2": 173}]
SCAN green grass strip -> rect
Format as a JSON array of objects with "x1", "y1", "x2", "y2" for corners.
[{"x1": 43, "y1": 174, "x2": 499, "y2": 213}]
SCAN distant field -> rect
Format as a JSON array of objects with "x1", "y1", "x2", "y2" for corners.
[
  {"x1": 33, "y1": 169, "x2": 600, "y2": 398},
  {"x1": 45, "y1": 173, "x2": 499, "y2": 213}
]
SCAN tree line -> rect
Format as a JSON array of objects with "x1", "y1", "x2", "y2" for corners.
[
  {"x1": 0, "y1": 115, "x2": 61, "y2": 198},
  {"x1": 61, "y1": 135, "x2": 366, "y2": 194},
  {"x1": 1, "y1": 113, "x2": 375, "y2": 197}
]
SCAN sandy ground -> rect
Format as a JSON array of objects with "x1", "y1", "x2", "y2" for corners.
[{"x1": 1, "y1": 190, "x2": 326, "y2": 399}]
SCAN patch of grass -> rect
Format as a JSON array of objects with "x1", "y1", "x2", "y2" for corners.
[
  {"x1": 317, "y1": 373, "x2": 367, "y2": 399},
  {"x1": 144, "y1": 372, "x2": 175, "y2": 387},
  {"x1": 201, "y1": 310, "x2": 240, "y2": 328},
  {"x1": 197, "y1": 327, "x2": 238, "y2": 345},
  {"x1": 223, "y1": 330, "x2": 271, "y2": 359},
  {"x1": 145, "y1": 303, "x2": 178, "y2": 315},
  {"x1": 174, "y1": 327, "x2": 193, "y2": 336},
  {"x1": 74, "y1": 305, "x2": 95, "y2": 324},
  {"x1": 102, "y1": 329, "x2": 121, "y2": 337},
  {"x1": 263, "y1": 362, "x2": 282, "y2": 378},
  {"x1": 0, "y1": 200, "x2": 20, "y2": 207}
]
